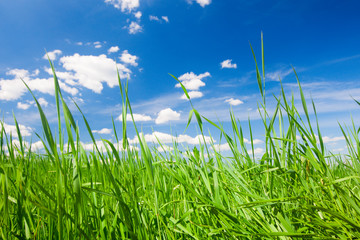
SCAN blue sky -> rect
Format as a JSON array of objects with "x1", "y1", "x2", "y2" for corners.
[{"x1": 1, "y1": 0, "x2": 360, "y2": 154}]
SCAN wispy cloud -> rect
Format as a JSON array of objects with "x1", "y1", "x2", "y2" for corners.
[
  {"x1": 266, "y1": 68, "x2": 293, "y2": 81},
  {"x1": 149, "y1": 15, "x2": 169, "y2": 23},
  {"x1": 149, "y1": 15, "x2": 160, "y2": 22},
  {"x1": 162, "y1": 16, "x2": 169, "y2": 23}
]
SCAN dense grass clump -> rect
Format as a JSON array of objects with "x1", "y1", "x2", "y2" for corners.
[{"x1": 1, "y1": 38, "x2": 360, "y2": 239}]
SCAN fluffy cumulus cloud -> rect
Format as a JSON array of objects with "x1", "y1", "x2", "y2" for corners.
[
  {"x1": 221, "y1": 59, "x2": 237, "y2": 69},
  {"x1": 43, "y1": 50, "x2": 62, "y2": 61},
  {"x1": 128, "y1": 21, "x2": 142, "y2": 34},
  {"x1": 176, "y1": 72, "x2": 210, "y2": 99},
  {"x1": 225, "y1": 98, "x2": 243, "y2": 106},
  {"x1": 11, "y1": 140, "x2": 44, "y2": 151},
  {"x1": 108, "y1": 46, "x2": 120, "y2": 54},
  {"x1": 181, "y1": 91, "x2": 203, "y2": 100},
  {"x1": 120, "y1": 50, "x2": 138, "y2": 66},
  {"x1": 118, "y1": 113, "x2": 152, "y2": 122},
  {"x1": 134, "y1": 11, "x2": 142, "y2": 19},
  {"x1": 104, "y1": 0, "x2": 139, "y2": 12},
  {"x1": 2, "y1": 122, "x2": 32, "y2": 137},
  {"x1": 0, "y1": 69, "x2": 77, "y2": 101},
  {"x1": 59, "y1": 54, "x2": 131, "y2": 93},
  {"x1": 176, "y1": 72, "x2": 210, "y2": 90},
  {"x1": 17, "y1": 102, "x2": 31, "y2": 110},
  {"x1": 187, "y1": 0, "x2": 212, "y2": 7},
  {"x1": 38, "y1": 97, "x2": 49, "y2": 107},
  {"x1": 155, "y1": 108, "x2": 180, "y2": 124},
  {"x1": 92, "y1": 128, "x2": 112, "y2": 134},
  {"x1": 128, "y1": 131, "x2": 213, "y2": 145}
]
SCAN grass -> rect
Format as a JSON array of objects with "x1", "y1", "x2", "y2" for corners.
[{"x1": 1, "y1": 36, "x2": 360, "y2": 239}]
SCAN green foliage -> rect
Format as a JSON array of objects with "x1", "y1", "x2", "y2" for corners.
[{"x1": 1, "y1": 36, "x2": 360, "y2": 239}]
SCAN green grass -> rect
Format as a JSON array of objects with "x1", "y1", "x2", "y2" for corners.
[{"x1": 1, "y1": 37, "x2": 360, "y2": 239}]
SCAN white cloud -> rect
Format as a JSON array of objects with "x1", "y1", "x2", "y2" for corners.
[
  {"x1": 120, "y1": 50, "x2": 138, "y2": 66},
  {"x1": 134, "y1": 11, "x2": 142, "y2": 19},
  {"x1": 108, "y1": 46, "x2": 120, "y2": 54},
  {"x1": 149, "y1": 15, "x2": 160, "y2": 22},
  {"x1": 187, "y1": 0, "x2": 212, "y2": 7},
  {"x1": 2, "y1": 122, "x2": 32, "y2": 137},
  {"x1": 104, "y1": 0, "x2": 139, "y2": 12},
  {"x1": 30, "y1": 141, "x2": 44, "y2": 150},
  {"x1": 215, "y1": 143, "x2": 231, "y2": 152},
  {"x1": 225, "y1": 98, "x2": 243, "y2": 106},
  {"x1": 76, "y1": 42, "x2": 83, "y2": 46},
  {"x1": 128, "y1": 131, "x2": 213, "y2": 145},
  {"x1": 6, "y1": 68, "x2": 30, "y2": 79},
  {"x1": 0, "y1": 69, "x2": 78, "y2": 101},
  {"x1": 221, "y1": 59, "x2": 237, "y2": 69},
  {"x1": 94, "y1": 44, "x2": 102, "y2": 48},
  {"x1": 38, "y1": 97, "x2": 48, "y2": 107},
  {"x1": 181, "y1": 91, "x2": 203, "y2": 100},
  {"x1": 17, "y1": 102, "x2": 31, "y2": 110},
  {"x1": 81, "y1": 140, "x2": 138, "y2": 152},
  {"x1": 176, "y1": 71, "x2": 210, "y2": 90},
  {"x1": 322, "y1": 136, "x2": 345, "y2": 143},
  {"x1": 162, "y1": 16, "x2": 169, "y2": 23},
  {"x1": 176, "y1": 72, "x2": 210, "y2": 100},
  {"x1": 11, "y1": 140, "x2": 44, "y2": 151},
  {"x1": 155, "y1": 108, "x2": 180, "y2": 124},
  {"x1": 59, "y1": 54, "x2": 131, "y2": 93},
  {"x1": 128, "y1": 21, "x2": 142, "y2": 34},
  {"x1": 266, "y1": 68, "x2": 293, "y2": 81},
  {"x1": 149, "y1": 15, "x2": 169, "y2": 23},
  {"x1": 157, "y1": 145, "x2": 173, "y2": 152},
  {"x1": 118, "y1": 113, "x2": 152, "y2": 122},
  {"x1": 32, "y1": 69, "x2": 40, "y2": 76},
  {"x1": 248, "y1": 147, "x2": 265, "y2": 156},
  {"x1": 43, "y1": 50, "x2": 62, "y2": 61},
  {"x1": 92, "y1": 128, "x2": 112, "y2": 134},
  {"x1": 177, "y1": 78, "x2": 205, "y2": 90}
]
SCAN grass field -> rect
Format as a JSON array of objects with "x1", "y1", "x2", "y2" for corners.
[{"x1": 1, "y1": 39, "x2": 360, "y2": 239}]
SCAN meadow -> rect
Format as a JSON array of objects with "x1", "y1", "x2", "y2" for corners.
[{"x1": 1, "y1": 39, "x2": 360, "y2": 239}]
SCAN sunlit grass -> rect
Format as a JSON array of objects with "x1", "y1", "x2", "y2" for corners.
[{"x1": 1, "y1": 36, "x2": 360, "y2": 239}]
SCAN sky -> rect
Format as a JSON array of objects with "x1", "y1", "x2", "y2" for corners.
[{"x1": 1, "y1": 0, "x2": 360, "y2": 155}]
